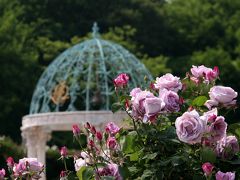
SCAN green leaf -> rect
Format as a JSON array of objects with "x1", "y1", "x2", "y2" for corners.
[
  {"x1": 201, "y1": 147, "x2": 216, "y2": 163},
  {"x1": 141, "y1": 169, "x2": 153, "y2": 180},
  {"x1": 122, "y1": 131, "x2": 138, "y2": 154},
  {"x1": 142, "y1": 152, "x2": 158, "y2": 160},
  {"x1": 101, "y1": 176, "x2": 115, "y2": 180},
  {"x1": 78, "y1": 134, "x2": 87, "y2": 148},
  {"x1": 119, "y1": 166, "x2": 130, "y2": 179},
  {"x1": 192, "y1": 96, "x2": 208, "y2": 106},
  {"x1": 228, "y1": 123, "x2": 240, "y2": 139},
  {"x1": 129, "y1": 152, "x2": 139, "y2": 161},
  {"x1": 111, "y1": 102, "x2": 123, "y2": 113},
  {"x1": 77, "y1": 166, "x2": 94, "y2": 180}
]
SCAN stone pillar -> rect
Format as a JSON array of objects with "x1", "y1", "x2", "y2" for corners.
[{"x1": 22, "y1": 126, "x2": 51, "y2": 180}]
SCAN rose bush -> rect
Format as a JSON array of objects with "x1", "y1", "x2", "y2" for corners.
[
  {"x1": 58, "y1": 66, "x2": 239, "y2": 180},
  {"x1": 1, "y1": 65, "x2": 239, "y2": 180}
]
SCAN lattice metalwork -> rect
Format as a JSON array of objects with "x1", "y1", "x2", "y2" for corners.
[{"x1": 29, "y1": 23, "x2": 153, "y2": 114}]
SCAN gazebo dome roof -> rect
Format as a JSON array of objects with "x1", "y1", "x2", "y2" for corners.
[{"x1": 29, "y1": 23, "x2": 152, "y2": 114}]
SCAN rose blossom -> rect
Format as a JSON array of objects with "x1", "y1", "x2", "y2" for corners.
[
  {"x1": 74, "y1": 152, "x2": 89, "y2": 171},
  {"x1": 205, "y1": 86, "x2": 237, "y2": 109},
  {"x1": 216, "y1": 135, "x2": 239, "y2": 159},
  {"x1": 131, "y1": 90, "x2": 154, "y2": 119},
  {"x1": 190, "y1": 65, "x2": 219, "y2": 83},
  {"x1": 113, "y1": 73, "x2": 129, "y2": 88},
  {"x1": 131, "y1": 90, "x2": 164, "y2": 122},
  {"x1": 97, "y1": 163, "x2": 122, "y2": 180},
  {"x1": 208, "y1": 116, "x2": 227, "y2": 141},
  {"x1": 0, "y1": 169, "x2": 5, "y2": 179},
  {"x1": 202, "y1": 162, "x2": 214, "y2": 176},
  {"x1": 143, "y1": 96, "x2": 165, "y2": 122},
  {"x1": 215, "y1": 171, "x2": 235, "y2": 180},
  {"x1": 154, "y1": 73, "x2": 182, "y2": 92},
  {"x1": 18, "y1": 158, "x2": 44, "y2": 172},
  {"x1": 13, "y1": 162, "x2": 27, "y2": 176},
  {"x1": 105, "y1": 122, "x2": 120, "y2": 136},
  {"x1": 175, "y1": 110, "x2": 207, "y2": 144},
  {"x1": 159, "y1": 89, "x2": 180, "y2": 112},
  {"x1": 130, "y1": 88, "x2": 142, "y2": 99}
]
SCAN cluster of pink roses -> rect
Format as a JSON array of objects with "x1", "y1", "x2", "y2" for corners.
[
  {"x1": 130, "y1": 73, "x2": 182, "y2": 122},
  {"x1": 114, "y1": 65, "x2": 239, "y2": 179},
  {"x1": 190, "y1": 65, "x2": 219, "y2": 84},
  {"x1": 60, "y1": 122, "x2": 122, "y2": 179},
  {"x1": 0, "y1": 157, "x2": 44, "y2": 179}
]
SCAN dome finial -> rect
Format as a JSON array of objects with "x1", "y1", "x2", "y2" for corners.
[{"x1": 92, "y1": 22, "x2": 100, "y2": 38}]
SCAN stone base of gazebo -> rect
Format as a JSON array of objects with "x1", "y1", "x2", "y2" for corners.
[{"x1": 21, "y1": 111, "x2": 127, "y2": 180}]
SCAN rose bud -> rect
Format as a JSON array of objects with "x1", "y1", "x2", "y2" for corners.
[
  {"x1": 72, "y1": 124, "x2": 81, "y2": 136},
  {"x1": 107, "y1": 137, "x2": 118, "y2": 149},
  {"x1": 113, "y1": 73, "x2": 129, "y2": 88},
  {"x1": 96, "y1": 132, "x2": 103, "y2": 141},
  {"x1": 6, "y1": 157, "x2": 14, "y2": 168},
  {"x1": 202, "y1": 162, "x2": 214, "y2": 176},
  {"x1": 60, "y1": 146, "x2": 67, "y2": 157},
  {"x1": 90, "y1": 126, "x2": 96, "y2": 134}
]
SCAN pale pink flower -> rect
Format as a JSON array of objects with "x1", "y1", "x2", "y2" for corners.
[
  {"x1": 159, "y1": 89, "x2": 180, "y2": 112},
  {"x1": 97, "y1": 163, "x2": 122, "y2": 180},
  {"x1": 205, "y1": 86, "x2": 237, "y2": 109},
  {"x1": 216, "y1": 136, "x2": 239, "y2": 159},
  {"x1": 105, "y1": 122, "x2": 120, "y2": 136},
  {"x1": 0, "y1": 169, "x2": 5, "y2": 179},
  {"x1": 175, "y1": 110, "x2": 207, "y2": 144},
  {"x1": 208, "y1": 116, "x2": 227, "y2": 141},
  {"x1": 154, "y1": 73, "x2": 182, "y2": 92},
  {"x1": 215, "y1": 171, "x2": 235, "y2": 180}
]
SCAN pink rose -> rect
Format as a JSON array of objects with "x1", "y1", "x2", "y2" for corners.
[
  {"x1": 216, "y1": 136, "x2": 239, "y2": 159},
  {"x1": 0, "y1": 169, "x2": 5, "y2": 179},
  {"x1": 159, "y1": 89, "x2": 180, "y2": 112},
  {"x1": 205, "y1": 86, "x2": 237, "y2": 109},
  {"x1": 107, "y1": 137, "x2": 118, "y2": 149},
  {"x1": 105, "y1": 122, "x2": 120, "y2": 136},
  {"x1": 190, "y1": 65, "x2": 219, "y2": 84},
  {"x1": 97, "y1": 163, "x2": 122, "y2": 180},
  {"x1": 175, "y1": 110, "x2": 207, "y2": 144},
  {"x1": 19, "y1": 158, "x2": 44, "y2": 172},
  {"x1": 216, "y1": 171, "x2": 235, "y2": 180},
  {"x1": 13, "y1": 162, "x2": 27, "y2": 176},
  {"x1": 208, "y1": 116, "x2": 227, "y2": 141},
  {"x1": 154, "y1": 73, "x2": 182, "y2": 92},
  {"x1": 131, "y1": 90, "x2": 155, "y2": 119},
  {"x1": 191, "y1": 65, "x2": 211, "y2": 78},
  {"x1": 113, "y1": 73, "x2": 129, "y2": 88},
  {"x1": 143, "y1": 97, "x2": 165, "y2": 122},
  {"x1": 130, "y1": 88, "x2": 142, "y2": 99},
  {"x1": 202, "y1": 162, "x2": 214, "y2": 176},
  {"x1": 74, "y1": 152, "x2": 89, "y2": 171}
]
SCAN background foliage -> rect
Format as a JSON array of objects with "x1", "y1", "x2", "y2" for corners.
[{"x1": 1, "y1": 0, "x2": 240, "y2": 178}]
